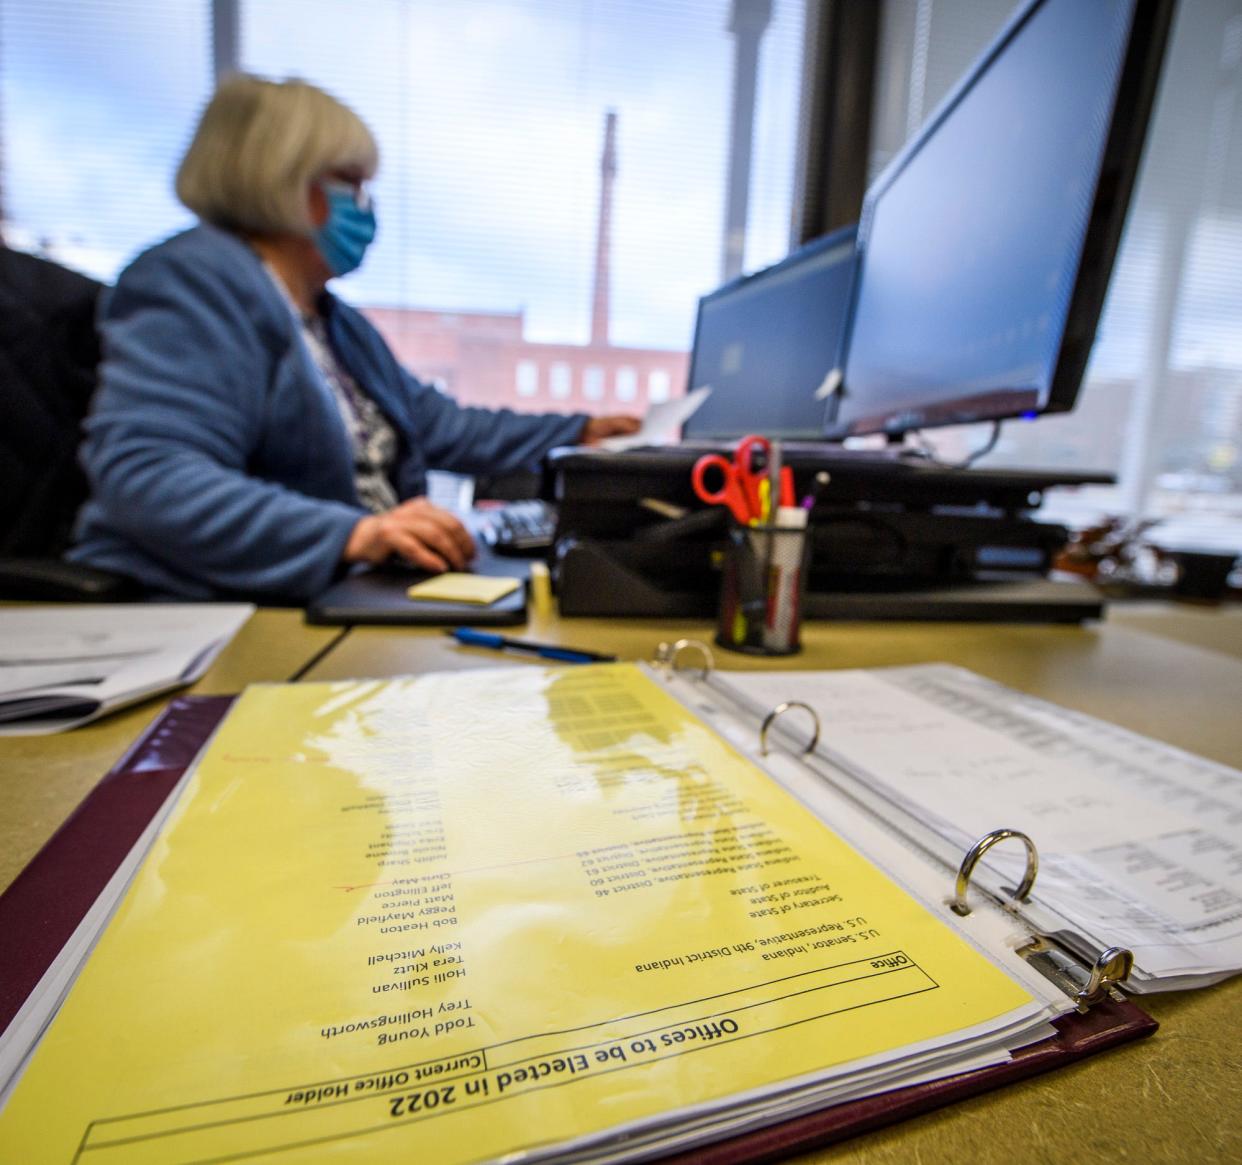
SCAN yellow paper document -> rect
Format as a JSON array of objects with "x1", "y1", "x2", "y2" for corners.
[{"x1": 0, "y1": 665, "x2": 1034, "y2": 1163}]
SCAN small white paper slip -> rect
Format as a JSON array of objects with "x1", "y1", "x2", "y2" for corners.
[{"x1": 598, "y1": 385, "x2": 713, "y2": 451}]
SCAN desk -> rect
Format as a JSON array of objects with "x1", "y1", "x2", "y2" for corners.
[
  {"x1": 1109, "y1": 599, "x2": 1242, "y2": 662},
  {"x1": 303, "y1": 612, "x2": 1242, "y2": 1164},
  {"x1": 0, "y1": 608, "x2": 341, "y2": 892},
  {"x1": 5, "y1": 607, "x2": 1241, "y2": 1162}
]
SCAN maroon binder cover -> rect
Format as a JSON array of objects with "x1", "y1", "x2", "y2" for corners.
[
  {"x1": 0, "y1": 695, "x2": 234, "y2": 1035},
  {"x1": 0, "y1": 694, "x2": 1157, "y2": 1158}
]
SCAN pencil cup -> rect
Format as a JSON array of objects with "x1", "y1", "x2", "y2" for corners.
[{"x1": 714, "y1": 510, "x2": 809, "y2": 656}]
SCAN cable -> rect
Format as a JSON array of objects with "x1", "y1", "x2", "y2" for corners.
[{"x1": 908, "y1": 420, "x2": 1003, "y2": 469}]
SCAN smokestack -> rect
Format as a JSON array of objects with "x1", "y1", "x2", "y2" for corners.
[
  {"x1": 722, "y1": 0, "x2": 773, "y2": 282},
  {"x1": 590, "y1": 110, "x2": 617, "y2": 348}
]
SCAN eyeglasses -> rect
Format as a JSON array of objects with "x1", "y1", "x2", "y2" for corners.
[{"x1": 320, "y1": 175, "x2": 373, "y2": 212}]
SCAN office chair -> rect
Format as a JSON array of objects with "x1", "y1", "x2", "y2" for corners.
[{"x1": 0, "y1": 245, "x2": 138, "y2": 599}]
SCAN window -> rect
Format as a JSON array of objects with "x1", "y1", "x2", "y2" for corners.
[
  {"x1": 583, "y1": 366, "x2": 605, "y2": 401},
  {"x1": 2, "y1": 1, "x2": 804, "y2": 425},
  {"x1": 515, "y1": 360, "x2": 539, "y2": 397},
  {"x1": 549, "y1": 362, "x2": 572, "y2": 400},
  {"x1": 0, "y1": 0, "x2": 211, "y2": 277},
  {"x1": 648, "y1": 369, "x2": 672, "y2": 403},
  {"x1": 239, "y1": 1, "x2": 805, "y2": 413},
  {"x1": 615, "y1": 366, "x2": 638, "y2": 403},
  {"x1": 872, "y1": 0, "x2": 1242, "y2": 548}
]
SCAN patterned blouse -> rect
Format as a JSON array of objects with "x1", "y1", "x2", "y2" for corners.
[{"x1": 267, "y1": 267, "x2": 399, "y2": 513}]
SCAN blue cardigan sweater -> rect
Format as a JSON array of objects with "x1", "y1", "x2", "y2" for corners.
[{"x1": 70, "y1": 225, "x2": 586, "y2": 600}]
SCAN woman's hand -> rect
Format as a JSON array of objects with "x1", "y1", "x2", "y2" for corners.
[
  {"x1": 579, "y1": 415, "x2": 643, "y2": 445},
  {"x1": 344, "y1": 497, "x2": 476, "y2": 573}
]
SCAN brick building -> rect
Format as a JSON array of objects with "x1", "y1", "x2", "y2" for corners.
[{"x1": 363, "y1": 305, "x2": 688, "y2": 415}]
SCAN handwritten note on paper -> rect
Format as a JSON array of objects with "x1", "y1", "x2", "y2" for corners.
[{"x1": 0, "y1": 665, "x2": 1034, "y2": 1163}]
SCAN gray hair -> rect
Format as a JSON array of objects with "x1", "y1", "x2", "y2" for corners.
[{"x1": 176, "y1": 74, "x2": 379, "y2": 234}]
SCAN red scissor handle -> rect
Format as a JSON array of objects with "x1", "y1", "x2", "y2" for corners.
[
  {"x1": 731, "y1": 435, "x2": 770, "y2": 518},
  {"x1": 692, "y1": 455, "x2": 754, "y2": 524}
]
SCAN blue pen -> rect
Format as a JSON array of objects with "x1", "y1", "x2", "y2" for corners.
[{"x1": 448, "y1": 628, "x2": 617, "y2": 664}]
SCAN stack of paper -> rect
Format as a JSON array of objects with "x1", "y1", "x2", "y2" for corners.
[
  {"x1": 0, "y1": 605, "x2": 254, "y2": 734},
  {"x1": 0, "y1": 664, "x2": 1071, "y2": 1162}
]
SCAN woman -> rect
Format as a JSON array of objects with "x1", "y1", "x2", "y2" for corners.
[{"x1": 70, "y1": 75, "x2": 638, "y2": 601}]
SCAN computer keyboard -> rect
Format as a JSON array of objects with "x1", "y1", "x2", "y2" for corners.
[{"x1": 477, "y1": 499, "x2": 558, "y2": 555}]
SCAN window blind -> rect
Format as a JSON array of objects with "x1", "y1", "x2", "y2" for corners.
[
  {"x1": 0, "y1": 0, "x2": 210, "y2": 278},
  {"x1": 239, "y1": 0, "x2": 803, "y2": 353}
]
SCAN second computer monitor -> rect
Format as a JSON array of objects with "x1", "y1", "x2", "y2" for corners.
[
  {"x1": 682, "y1": 224, "x2": 858, "y2": 441},
  {"x1": 828, "y1": 0, "x2": 1173, "y2": 441}
]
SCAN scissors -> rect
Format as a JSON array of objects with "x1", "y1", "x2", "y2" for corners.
[{"x1": 691, "y1": 435, "x2": 771, "y2": 525}]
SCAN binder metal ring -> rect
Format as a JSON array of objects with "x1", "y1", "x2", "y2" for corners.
[
  {"x1": 655, "y1": 638, "x2": 716, "y2": 678},
  {"x1": 951, "y1": 828, "x2": 1038, "y2": 916},
  {"x1": 759, "y1": 701, "x2": 821, "y2": 757},
  {"x1": 1077, "y1": 946, "x2": 1134, "y2": 1007}
]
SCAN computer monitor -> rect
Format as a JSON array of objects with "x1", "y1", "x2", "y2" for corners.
[
  {"x1": 826, "y1": 0, "x2": 1173, "y2": 441},
  {"x1": 683, "y1": 224, "x2": 857, "y2": 441}
]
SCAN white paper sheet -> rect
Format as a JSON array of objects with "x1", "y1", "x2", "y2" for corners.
[
  {"x1": 0, "y1": 604, "x2": 254, "y2": 733},
  {"x1": 598, "y1": 385, "x2": 713, "y2": 450},
  {"x1": 717, "y1": 664, "x2": 1242, "y2": 988}
]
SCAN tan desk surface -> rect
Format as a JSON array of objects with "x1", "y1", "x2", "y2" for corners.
[
  {"x1": 0, "y1": 608, "x2": 340, "y2": 892},
  {"x1": 1108, "y1": 599, "x2": 1242, "y2": 661},
  {"x1": 6, "y1": 607, "x2": 1241, "y2": 1161},
  {"x1": 306, "y1": 611, "x2": 1242, "y2": 1163},
  {"x1": 306, "y1": 612, "x2": 1241, "y2": 768}
]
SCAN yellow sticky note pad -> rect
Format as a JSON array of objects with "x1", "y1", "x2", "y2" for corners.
[{"x1": 406, "y1": 573, "x2": 520, "y2": 604}]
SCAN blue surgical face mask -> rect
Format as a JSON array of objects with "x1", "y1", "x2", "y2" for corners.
[{"x1": 314, "y1": 179, "x2": 377, "y2": 277}]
